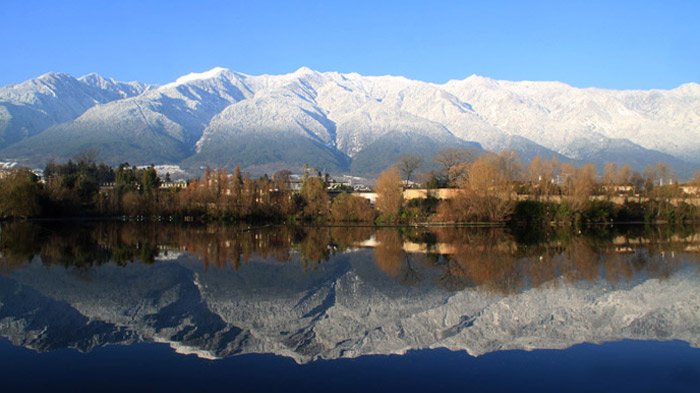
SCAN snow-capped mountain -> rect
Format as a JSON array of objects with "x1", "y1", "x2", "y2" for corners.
[
  {"x1": 444, "y1": 76, "x2": 700, "y2": 169},
  {"x1": 78, "y1": 73, "x2": 151, "y2": 101},
  {"x1": 1, "y1": 67, "x2": 698, "y2": 176},
  {"x1": 0, "y1": 72, "x2": 148, "y2": 149},
  {"x1": 1, "y1": 68, "x2": 250, "y2": 165}
]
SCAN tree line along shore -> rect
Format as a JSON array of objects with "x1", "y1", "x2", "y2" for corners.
[{"x1": 2, "y1": 148, "x2": 700, "y2": 227}]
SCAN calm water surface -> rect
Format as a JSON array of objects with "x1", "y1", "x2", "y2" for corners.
[{"x1": 0, "y1": 222, "x2": 699, "y2": 392}]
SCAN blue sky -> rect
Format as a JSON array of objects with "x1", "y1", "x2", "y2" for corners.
[{"x1": 1, "y1": 0, "x2": 698, "y2": 89}]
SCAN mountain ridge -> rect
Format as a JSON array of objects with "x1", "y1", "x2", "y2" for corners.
[{"x1": 1, "y1": 67, "x2": 698, "y2": 177}]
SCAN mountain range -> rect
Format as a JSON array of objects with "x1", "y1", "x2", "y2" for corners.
[{"x1": 1, "y1": 67, "x2": 699, "y2": 176}]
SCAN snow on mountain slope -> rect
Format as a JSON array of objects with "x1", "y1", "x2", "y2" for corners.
[
  {"x1": 1, "y1": 67, "x2": 698, "y2": 174},
  {"x1": 333, "y1": 101, "x2": 455, "y2": 156},
  {"x1": 1, "y1": 68, "x2": 252, "y2": 165},
  {"x1": 0, "y1": 72, "x2": 147, "y2": 149},
  {"x1": 444, "y1": 76, "x2": 700, "y2": 164},
  {"x1": 311, "y1": 74, "x2": 483, "y2": 153},
  {"x1": 78, "y1": 73, "x2": 152, "y2": 100},
  {"x1": 190, "y1": 84, "x2": 348, "y2": 172},
  {"x1": 191, "y1": 67, "x2": 478, "y2": 173},
  {"x1": 89, "y1": 67, "x2": 251, "y2": 147},
  {"x1": 198, "y1": 83, "x2": 336, "y2": 151}
]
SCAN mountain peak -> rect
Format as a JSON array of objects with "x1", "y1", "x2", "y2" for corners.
[
  {"x1": 78, "y1": 72, "x2": 113, "y2": 85},
  {"x1": 80, "y1": 72, "x2": 106, "y2": 79},
  {"x1": 293, "y1": 66, "x2": 316, "y2": 75},
  {"x1": 675, "y1": 82, "x2": 700, "y2": 93},
  {"x1": 443, "y1": 74, "x2": 498, "y2": 89},
  {"x1": 166, "y1": 67, "x2": 232, "y2": 87},
  {"x1": 463, "y1": 74, "x2": 496, "y2": 84},
  {"x1": 35, "y1": 71, "x2": 74, "y2": 82}
]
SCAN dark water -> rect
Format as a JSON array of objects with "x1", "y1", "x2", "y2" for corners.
[{"x1": 0, "y1": 222, "x2": 699, "y2": 392}]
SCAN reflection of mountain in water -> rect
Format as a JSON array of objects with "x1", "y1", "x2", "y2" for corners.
[{"x1": 0, "y1": 223, "x2": 699, "y2": 363}]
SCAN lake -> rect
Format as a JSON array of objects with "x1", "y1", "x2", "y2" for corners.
[{"x1": 0, "y1": 222, "x2": 699, "y2": 392}]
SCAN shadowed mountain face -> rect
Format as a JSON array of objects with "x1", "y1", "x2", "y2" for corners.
[
  {"x1": 1, "y1": 68, "x2": 699, "y2": 176},
  {"x1": 1, "y1": 223, "x2": 699, "y2": 363}
]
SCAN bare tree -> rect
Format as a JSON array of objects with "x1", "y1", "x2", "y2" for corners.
[
  {"x1": 457, "y1": 152, "x2": 520, "y2": 222},
  {"x1": 655, "y1": 162, "x2": 674, "y2": 186},
  {"x1": 433, "y1": 148, "x2": 474, "y2": 186},
  {"x1": 375, "y1": 166, "x2": 404, "y2": 221},
  {"x1": 559, "y1": 163, "x2": 576, "y2": 195},
  {"x1": 272, "y1": 169, "x2": 292, "y2": 191},
  {"x1": 528, "y1": 155, "x2": 559, "y2": 198},
  {"x1": 397, "y1": 155, "x2": 423, "y2": 185},
  {"x1": 603, "y1": 162, "x2": 617, "y2": 198},
  {"x1": 497, "y1": 150, "x2": 522, "y2": 182},
  {"x1": 571, "y1": 164, "x2": 597, "y2": 211},
  {"x1": 693, "y1": 170, "x2": 700, "y2": 187},
  {"x1": 301, "y1": 176, "x2": 329, "y2": 219},
  {"x1": 643, "y1": 165, "x2": 657, "y2": 193},
  {"x1": 528, "y1": 155, "x2": 544, "y2": 185},
  {"x1": 603, "y1": 163, "x2": 617, "y2": 185},
  {"x1": 543, "y1": 156, "x2": 560, "y2": 197},
  {"x1": 630, "y1": 171, "x2": 646, "y2": 195},
  {"x1": 617, "y1": 164, "x2": 632, "y2": 185}
]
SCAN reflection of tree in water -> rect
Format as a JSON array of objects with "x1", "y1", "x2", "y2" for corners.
[
  {"x1": 299, "y1": 227, "x2": 375, "y2": 270},
  {"x1": 3, "y1": 223, "x2": 372, "y2": 272},
  {"x1": 39, "y1": 227, "x2": 113, "y2": 268},
  {"x1": 1, "y1": 222, "x2": 699, "y2": 291},
  {"x1": 0, "y1": 222, "x2": 43, "y2": 272},
  {"x1": 562, "y1": 237, "x2": 600, "y2": 282},
  {"x1": 374, "y1": 229, "x2": 420, "y2": 285},
  {"x1": 402, "y1": 228, "x2": 505, "y2": 291},
  {"x1": 433, "y1": 228, "x2": 700, "y2": 294},
  {"x1": 299, "y1": 227, "x2": 331, "y2": 269},
  {"x1": 330, "y1": 226, "x2": 374, "y2": 251},
  {"x1": 442, "y1": 230, "x2": 522, "y2": 294}
]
